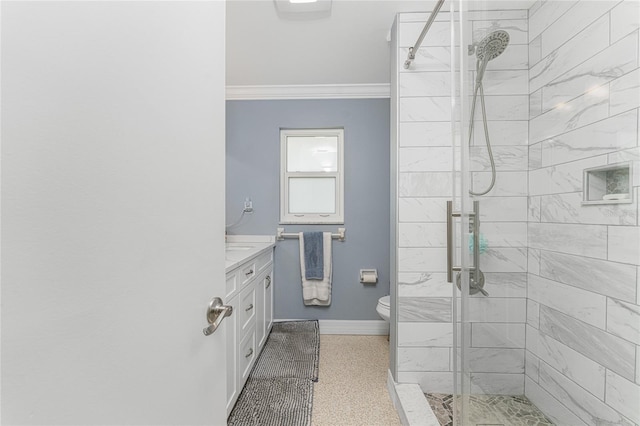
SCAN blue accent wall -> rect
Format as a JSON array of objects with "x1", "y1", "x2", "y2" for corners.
[{"x1": 226, "y1": 99, "x2": 390, "y2": 320}]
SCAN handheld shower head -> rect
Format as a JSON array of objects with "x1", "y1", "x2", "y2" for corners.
[{"x1": 475, "y1": 30, "x2": 510, "y2": 62}]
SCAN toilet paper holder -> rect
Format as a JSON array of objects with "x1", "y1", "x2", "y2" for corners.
[{"x1": 359, "y1": 269, "x2": 378, "y2": 284}]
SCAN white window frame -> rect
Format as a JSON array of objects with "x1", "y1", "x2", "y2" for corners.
[{"x1": 280, "y1": 128, "x2": 344, "y2": 224}]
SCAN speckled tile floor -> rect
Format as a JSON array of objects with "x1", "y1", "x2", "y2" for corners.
[
  {"x1": 426, "y1": 393, "x2": 554, "y2": 426},
  {"x1": 311, "y1": 335, "x2": 401, "y2": 426}
]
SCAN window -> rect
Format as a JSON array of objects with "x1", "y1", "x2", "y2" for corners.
[{"x1": 280, "y1": 128, "x2": 344, "y2": 224}]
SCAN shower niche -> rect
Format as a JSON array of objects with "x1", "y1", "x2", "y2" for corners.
[{"x1": 583, "y1": 162, "x2": 633, "y2": 204}]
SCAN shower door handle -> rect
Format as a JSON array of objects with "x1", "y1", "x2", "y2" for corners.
[{"x1": 446, "y1": 201, "x2": 479, "y2": 283}]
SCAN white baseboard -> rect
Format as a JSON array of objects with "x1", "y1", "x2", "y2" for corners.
[
  {"x1": 274, "y1": 319, "x2": 389, "y2": 335},
  {"x1": 319, "y1": 320, "x2": 389, "y2": 335}
]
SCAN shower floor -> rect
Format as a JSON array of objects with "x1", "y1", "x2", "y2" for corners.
[{"x1": 425, "y1": 393, "x2": 554, "y2": 426}]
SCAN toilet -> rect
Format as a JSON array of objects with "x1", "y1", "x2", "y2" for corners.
[{"x1": 376, "y1": 295, "x2": 390, "y2": 322}]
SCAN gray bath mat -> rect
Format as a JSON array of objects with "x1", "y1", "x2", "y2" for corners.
[
  {"x1": 250, "y1": 320, "x2": 320, "y2": 381},
  {"x1": 228, "y1": 320, "x2": 320, "y2": 426}
]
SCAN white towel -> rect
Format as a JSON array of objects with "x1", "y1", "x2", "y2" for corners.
[{"x1": 299, "y1": 232, "x2": 332, "y2": 306}]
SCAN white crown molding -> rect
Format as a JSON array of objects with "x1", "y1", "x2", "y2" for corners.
[{"x1": 226, "y1": 84, "x2": 391, "y2": 100}]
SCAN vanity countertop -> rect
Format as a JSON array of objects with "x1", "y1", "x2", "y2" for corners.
[{"x1": 225, "y1": 235, "x2": 276, "y2": 273}]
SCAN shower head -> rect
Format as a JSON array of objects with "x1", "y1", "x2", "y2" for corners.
[{"x1": 475, "y1": 30, "x2": 510, "y2": 62}]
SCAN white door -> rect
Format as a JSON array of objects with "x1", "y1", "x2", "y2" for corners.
[{"x1": 1, "y1": 2, "x2": 228, "y2": 425}]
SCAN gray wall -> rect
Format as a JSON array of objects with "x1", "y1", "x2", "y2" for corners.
[{"x1": 226, "y1": 99, "x2": 390, "y2": 320}]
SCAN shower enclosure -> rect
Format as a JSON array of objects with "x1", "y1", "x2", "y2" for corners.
[{"x1": 391, "y1": 0, "x2": 639, "y2": 425}]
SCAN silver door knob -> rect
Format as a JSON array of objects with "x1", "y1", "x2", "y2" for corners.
[{"x1": 203, "y1": 297, "x2": 233, "y2": 336}]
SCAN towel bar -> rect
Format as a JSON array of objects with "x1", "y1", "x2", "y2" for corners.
[{"x1": 276, "y1": 227, "x2": 346, "y2": 242}]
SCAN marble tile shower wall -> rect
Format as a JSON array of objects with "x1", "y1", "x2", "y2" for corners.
[
  {"x1": 395, "y1": 10, "x2": 530, "y2": 394},
  {"x1": 524, "y1": 1, "x2": 640, "y2": 425}
]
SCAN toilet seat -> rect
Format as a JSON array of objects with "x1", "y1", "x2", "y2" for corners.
[
  {"x1": 376, "y1": 295, "x2": 390, "y2": 322},
  {"x1": 378, "y1": 295, "x2": 390, "y2": 309}
]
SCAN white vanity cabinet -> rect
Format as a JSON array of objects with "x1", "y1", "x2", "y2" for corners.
[{"x1": 224, "y1": 245, "x2": 274, "y2": 416}]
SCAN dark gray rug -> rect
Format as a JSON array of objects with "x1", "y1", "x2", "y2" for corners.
[{"x1": 228, "y1": 320, "x2": 320, "y2": 426}]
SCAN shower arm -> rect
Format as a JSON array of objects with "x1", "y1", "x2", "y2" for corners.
[{"x1": 403, "y1": 0, "x2": 445, "y2": 69}]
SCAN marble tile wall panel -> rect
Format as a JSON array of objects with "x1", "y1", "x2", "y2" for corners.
[
  {"x1": 464, "y1": 298, "x2": 526, "y2": 323},
  {"x1": 539, "y1": 250, "x2": 637, "y2": 303},
  {"x1": 398, "y1": 297, "x2": 451, "y2": 322},
  {"x1": 606, "y1": 298, "x2": 640, "y2": 345},
  {"x1": 528, "y1": 222, "x2": 608, "y2": 259},
  {"x1": 398, "y1": 223, "x2": 447, "y2": 247},
  {"x1": 480, "y1": 196, "x2": 528, "y2": 222},
  {"x1": 608, "y1": 147, "x2": 640, "y2": 187},
  {"x1": 527, "y1": 326, "x2": 606, "y2": 398},
  {"x1": 605, "y1": 370, "x2": 640, "y2": 424},
  {"x1": 610, "y1": 0, "x2": 640, "y2": 44},
  {"x1": 539, "y1": 0, "x2": 617, "y2": 59},
  {"x1": 472, "y1": 19, "x2": 528, "y2": 45},
  {"x1": 540, "y1": 110, "x2": 638, "y2": 167},
  {"x1": 481, "y1": 70, "x2": 529, "y2": 95},
  {"x1": 529, "y1": 156, "x2": 608, "y2": 196},
  {"x1": 528, "y1": 274, "x2": 606, "y2": 328},
  {"x1": 610, "y1": 68, "x2": 640, "y2": 116},
  {"x1": 479, "y1": 248, "x2": 527, "y2": 273},
  {"x1": 525, "y1": 377, "x2": 589, "y2": 426},
  {"x1": 528, "y1": 0, "x2": 577, "y2": 42},
  {"x1": 399, "y1": 172, "x2": 452, "y2": 197},
  {"x1": 399, "y1": 122, "x2": 451, "y2": 147},
  {"x1": 541, "y1": 33, "x2": 638, "y2": 113},
  {"x1": 399, "y1": 72, "x2": 451, "y2": 97},
  {"x1": 479, "y1": 222, "x2": 527, "y2": 247},
  {"x1": 398, "y1": 272, "x2": 452, "y2": 298},
  {"x1": 528, "y1": 248, "x2": 540, "y2": 275},
  {"x1": 530, "y1": 88, "x2": 542, "y2": 118},
  {"x1": 471, "y1": 323, "x2": 525, "y2": 348},
  {"x1": 528, "y1": 196, "x2": 541, "y2": 222},
  {"x1": 473, "y1": 120, "x2": 529, "y2": 146},
  {"x1": 538, "y1": 363, "x2": 634, "y2": 426},
  {"x1": 399, "y1": 21, "x2": 450, "y2": 47},
  {"x1": 540, "y1": 192, "x2": 637, "y2": 225},
  {"x1": 399, "y1": 147, "x2": 452, "y2": 172},
  {"x1": 539, "y1": 306, "x2": 636, "y2": 380},
  {"x1": 398, "y1": 197, "x2": 447, "y2": 223},
  {"x1": 525, "y1": 351, "x2": 540, "y2": 382},
  {"x1": 399, "y1": 97, "x2": 451, "y2": 122},
  {"x1": 398, "y1": 248, "x2": 447, "y2": 272},
  {"x1": 527, "y1": 299, "x2": 540, "y2": 328},
  {"x1": 471, "y1": 171, "x2": 528, "y2": 197},
  {"x1": 397, "y1": 322, "x2": 453, "y2": 347},
  {"x1": 470, "y1": 373, "x2": 524, "y2": 395},
  {"x1": 467, "y1": 348, "x2": 524, "y2": 374},
  {"x1": 529, "y1": 142, "x2": 542, "y2": 169},
  {"x1": 529, "y1": 35, "x2": 542, "y2": 67},
  {"x1": 397, "y1": 372, "x2": 453, "y2": 394},
  {"x1": 487, "y1": 44, "x2": 529, "y2": 71},
  {"x1": 530, "y1": 15, "x2": 609, "y2": 93},
  {"x1": 398, "y1": 47, "x2": 451, "y2": 73},
  {"x1": 608, "y1": 226, "x2": 640, "y2": 265},
  {"x1": 529, "y1": 89, "x2": 610, "y2": 144},
  {"x1": 469, "y1": 146, "x2": 528, "y2": 172},
  {"x1": 470, "y1": 95, "x2": 529, "y2": 121},
  {"x1": 398, "y1": 347, "x2": 451, "y2": 372},
  {"x1": 473, "y1": 273, "x2": 525, "y2": 298}
]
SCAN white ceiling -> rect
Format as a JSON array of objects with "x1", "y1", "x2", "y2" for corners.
[{"x1": 226, "y1": 0, "x2": 535, "y2": 87}]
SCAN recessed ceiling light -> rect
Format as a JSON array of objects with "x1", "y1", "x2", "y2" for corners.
[{"x1": 273, "y1": 0, "x2": 331, "y2": 20}]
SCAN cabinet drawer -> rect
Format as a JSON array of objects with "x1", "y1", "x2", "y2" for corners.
[
  {"x1": 239, "y1": 283, "x2": 256, "y2": 336},
  {"x1": 240, "y1": 262, "x2": 257, "y2": 286},
  {"x1": 239, "y1": 327, "x2": 256, "y2": 384},
  {"x1": 255, "y1": 250, "x2": 273, "y2": 274}
]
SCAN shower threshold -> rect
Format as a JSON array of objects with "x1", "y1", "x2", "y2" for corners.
[{"x1": 425, "y1": 393, "x2": 554, "y2": 426}]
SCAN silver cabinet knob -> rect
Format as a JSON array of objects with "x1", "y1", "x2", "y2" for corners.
[{"x1": 203, "y1": 297, "x2": 233, "y2": 336}]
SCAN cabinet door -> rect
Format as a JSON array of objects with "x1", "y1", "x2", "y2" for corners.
[
  {"x1": 225, "y1": 294, "x2": 239, "y2": 416},
  {"x1": 263, "y1": 268, "x2": 274, "y2": 344},
  {"x1": 255, "y1": 272, "x2": 266, "y2": 349}
]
